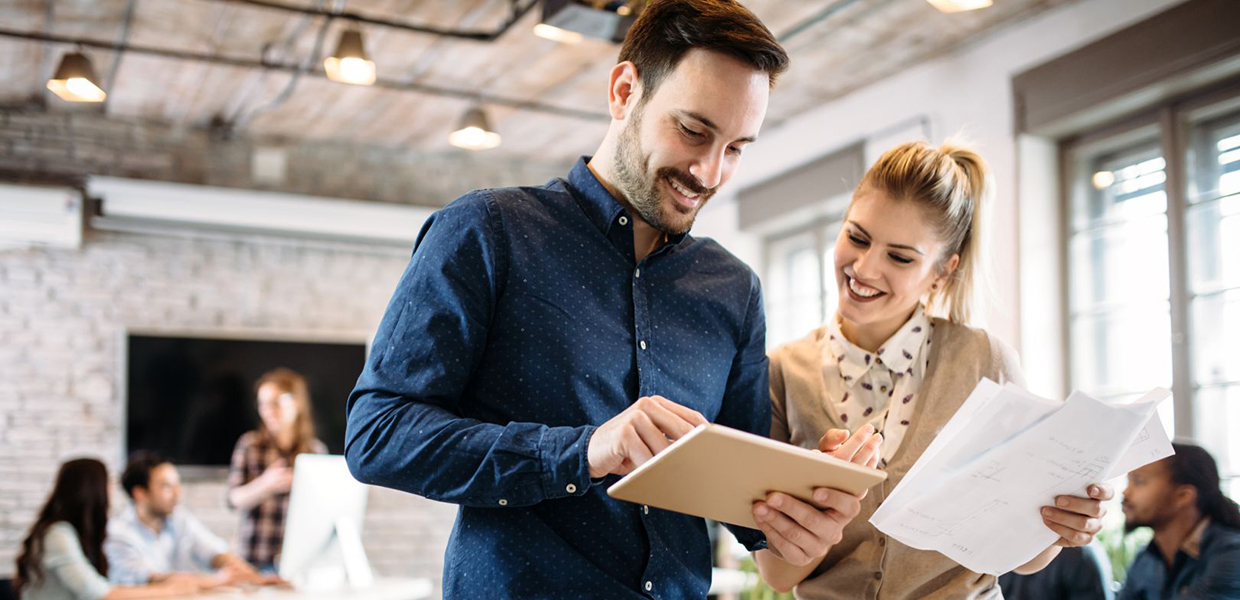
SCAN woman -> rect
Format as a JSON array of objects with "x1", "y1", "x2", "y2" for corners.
[
  {"x1": 227, "y1": 368, "x2": 326, "y2": 570},
  {"x1": 14, "y1": 459, "x2": 195, "y2": 600},
  {"x1": 751, "y1": 142, "x2": 1112, "y2": 598}
]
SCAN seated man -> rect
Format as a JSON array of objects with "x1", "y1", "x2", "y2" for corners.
[
  {"x1": 106, "y1": 451, "x2": 265, "y2": 587},
  {"x1": 1119, "y1": 442, "x2": 1240, "y2": 600},
  {"x1": 999, "y1": 542, "x2": 1114, "y2": 600}
]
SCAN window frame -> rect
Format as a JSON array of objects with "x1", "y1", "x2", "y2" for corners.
[{"x1": 1059, "y1": 77, "x2": 1240, "y2": 444}]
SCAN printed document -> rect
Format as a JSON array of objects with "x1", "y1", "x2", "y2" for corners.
[{"x1": 870, "y1": 379, "x2": 1172, "y2": 574}]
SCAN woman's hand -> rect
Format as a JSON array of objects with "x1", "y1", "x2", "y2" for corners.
[
  {"x1": 255, "y1": 459, "x2": 294, "y2": 495},
  {"x1": 1041, "y1": 483, "x2": 1112, "y2": 547},
  {"x1": 751, "y1": 425, "x2": 884, "y2": 565}
]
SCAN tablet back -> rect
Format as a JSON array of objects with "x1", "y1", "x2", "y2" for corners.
[{"x1": 606, "y1": 424, "x2": 887, "y2": 529}]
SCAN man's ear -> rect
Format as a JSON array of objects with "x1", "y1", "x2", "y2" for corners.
[
  {"x1": 607, "y1": 61, "x2": 642, "y2": 121},
  {"x1": 1174, "y1": 484, "x2": 1199, "y2": 511}
]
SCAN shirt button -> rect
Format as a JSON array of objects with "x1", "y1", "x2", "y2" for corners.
[
  {"x1": 639, "y1": 340, "x2": 647, "y2": 350},
  {"x1": 619, "y1": 216, "x2": 629, "y2": 226},
  {"x1": 881, "y1": 386, "x2": 888, "y2": 393},
  {"x1": 874, "y1": 571, "x2": 882, "y2": 580},
  {"x1": 643, "y1": 505, "x2": 649, "y2": 515},
  {"x1": 498, "y1": 499, "x2": 508, "y2": 506},
  {"x1": 635, "y1": 268, "x2": 641, "y2": 278},
  {"x1": 565, "y1": 483, "x2": 577, "y2": 494},
  {"x1": 879, "y1": 537, "x2": 886, "y2": 546},
  {"x1": 645, "y1": 581, "x2": 653, "y2": 592}
]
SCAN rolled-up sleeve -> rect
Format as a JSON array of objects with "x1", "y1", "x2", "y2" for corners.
[{"x1": 345, "y1": 191, "x2": 595, "y2": 509}]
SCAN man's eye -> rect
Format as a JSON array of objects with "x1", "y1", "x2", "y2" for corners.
[{"x1": 679, "y1": 124, "x2": 704, "y2": 138}]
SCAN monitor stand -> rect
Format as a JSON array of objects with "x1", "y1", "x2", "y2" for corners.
[{"x1": 299, "y1": 518, "x2": 375, "y2": 590}]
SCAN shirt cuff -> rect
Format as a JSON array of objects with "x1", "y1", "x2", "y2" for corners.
[
  {"x1": 538, "y1": 425, "x2": 596, "y2": 500},
  {"x1": 726, "y1": 523, "x2": 769, "y2": 552}
]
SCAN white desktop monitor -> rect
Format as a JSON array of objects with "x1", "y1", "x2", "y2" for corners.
[{"x1": 278, "y1": 454, "x2": 374, "y2": 590}]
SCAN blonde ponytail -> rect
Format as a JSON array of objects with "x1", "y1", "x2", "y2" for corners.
[{"x1": 853, "y1": 140, "x2": 992, "y2": 324}]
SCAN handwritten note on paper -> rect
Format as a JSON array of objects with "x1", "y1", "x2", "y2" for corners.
[{"x1": 869, "y1": 380, "x2": 1173, "y2": 575}]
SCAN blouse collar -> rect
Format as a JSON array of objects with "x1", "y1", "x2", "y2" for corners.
[{"x1": 825, "y1": 305, "x2": 932, "y2": 387}]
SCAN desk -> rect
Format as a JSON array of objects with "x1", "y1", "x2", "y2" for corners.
[{"x1": 185, "y1": 578, "x2": 432, "y2": 600}]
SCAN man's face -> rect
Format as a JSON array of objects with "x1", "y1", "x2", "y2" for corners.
[
  {"x1": 138, "y1": 463, "x2": 182, "y2": 519},
  {"x1": 612, "y1": 48, "x2": 769, "y2": 235},
  {"x1": 1122, "y1": 459, "x2": 1187, "y2": 532}
]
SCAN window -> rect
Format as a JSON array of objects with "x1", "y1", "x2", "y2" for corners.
[
  {"x1": 763, "y1": 220, "x2": 843, "y2": 349},
  {"x1": 1064, "y1": 87, "x2": 1240, "y2": 496}
]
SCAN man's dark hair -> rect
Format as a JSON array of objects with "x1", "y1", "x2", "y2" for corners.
[
  {"x1": 619, "y1": 0, "x2": 789, "y2": 101},
  {"x1": 121, "y1": 450, "x2": 171, "y2": 499},
  {"x1": 1168, "y1": 443, "x2": 1240, "y2": 529}
]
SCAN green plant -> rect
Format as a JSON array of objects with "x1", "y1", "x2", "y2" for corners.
[{"x1": 1095, "y1": 515, "x2": 1152, "y2": 586}]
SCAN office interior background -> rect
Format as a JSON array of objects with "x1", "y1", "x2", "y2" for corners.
[{"x1": 0, "y1": 0, "x2": 1237, "y2": 597}]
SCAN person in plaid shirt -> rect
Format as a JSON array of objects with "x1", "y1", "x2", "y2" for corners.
[{"x1": 226, "y1": 368, "x2": 326, "y2": 570}]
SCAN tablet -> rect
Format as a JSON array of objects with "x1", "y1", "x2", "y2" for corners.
[{"x1": 606, "y1": 423, "x2": 887, "y2": 529}]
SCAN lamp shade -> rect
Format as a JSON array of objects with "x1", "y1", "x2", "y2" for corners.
[
  {"x1": 46, "y1": 51, "x2": 107, "y2": 102},
  {"x1": 324, "y1": 29, "x2": 376, "y2": 86},
  {"x1": 926, "y1": 0, "x2": 993, "y2": 13},
  {"x1": 448, "y1": 107, "x2": 502, "y2": 151}
]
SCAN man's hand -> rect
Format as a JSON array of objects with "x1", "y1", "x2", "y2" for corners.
[
  {"x1": 1042, "y1": 483, "x2": 1112, "y2": 547},
  {"x1": 752, "y1": 425, "x2": 883, "y2": 565},
  {"x1": 587, "y1": 395, "x2": 707, "y2": 479}
]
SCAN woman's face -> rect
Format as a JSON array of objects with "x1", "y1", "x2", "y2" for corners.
[
  {"x1": 834, "y1": 189, "x2": 956, "y2": 337},
  {"x1": 257, "y1": 382, "x2": 298, "y2": 435}
]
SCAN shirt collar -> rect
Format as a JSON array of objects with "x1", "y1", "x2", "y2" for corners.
[
  {"x1": 825, "y1": 305, "x2": 931, "y2": 386},
  {"x1": 121, "y1": 504, "x2": 174, "y2": 538},
  {"x1": 1182, "y1": 517, "x2": 1210, "y2": 559},
  {"x1": 565, "y1": 156, "x2": 689, "y2": 247}
]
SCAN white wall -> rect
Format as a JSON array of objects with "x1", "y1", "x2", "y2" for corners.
[
  {"x1": 0, "y1": 226, "x2": 456, "y2": 596},
  {"x1": 693, "y1": 0, "x2": 1187, "y2": 369}
]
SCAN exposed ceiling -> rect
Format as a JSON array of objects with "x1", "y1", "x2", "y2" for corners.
[{"x1": 0, "y1": 0, "x2": 1078, "y2": 164}]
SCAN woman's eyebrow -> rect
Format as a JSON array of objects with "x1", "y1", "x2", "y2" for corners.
[{"x1": 848, "y1": 222, "x2": 925, "y2": 256}]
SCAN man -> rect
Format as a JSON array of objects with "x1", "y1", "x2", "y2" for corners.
[
  {"x1": 343, "y1": 1, "x2": 860, "y2": 597},
  {"x1": 106, "y1": 452, "x2": 266, "y2": 587},
  {"x1": 1119, "y1": 442, "x2": 1240, "y2": 599},
  {"x1": 999, "y1": 543, "x2": 1114, "y2": 600}
]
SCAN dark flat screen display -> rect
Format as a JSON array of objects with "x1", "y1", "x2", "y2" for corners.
[{"x1": 125, "y1": 334, "x2": 365, "y2": 466}]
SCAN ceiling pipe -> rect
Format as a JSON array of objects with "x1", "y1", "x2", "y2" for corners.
[
  {"x1": 209, "y1": 0, "x2": 539, "y2": 41},
  {"x1": 0, "y1": 27, "x2": 608, "y2": 121}
]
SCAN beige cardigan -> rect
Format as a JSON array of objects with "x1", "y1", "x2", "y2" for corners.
[{"x1": 769, "y1": 318, "x2": 1027, "y2": 600}]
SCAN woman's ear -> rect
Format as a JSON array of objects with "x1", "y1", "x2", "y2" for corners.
[
  {"x1": 934, "y1": 253, "x2": 961, "y2": 291},
  {"x1": 607, "y1": 61, "x2": 641, "y2": 121}
]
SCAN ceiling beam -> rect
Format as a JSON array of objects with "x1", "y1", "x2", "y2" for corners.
[{"x1": 0, "y1": 27, "x2": 609, "y2": 122}]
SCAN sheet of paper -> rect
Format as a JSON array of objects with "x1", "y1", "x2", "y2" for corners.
[{"x1": 870, "y1": 382, "x2": 1172, "y2": 575}]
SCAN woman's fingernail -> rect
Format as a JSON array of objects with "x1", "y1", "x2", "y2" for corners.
[
  {"x1": 1057, "y1": 497, "x2": 1069, "y2": 507},
  {"x1": 1042, "y1": 508, "x2": 1052, "y2": 517}
]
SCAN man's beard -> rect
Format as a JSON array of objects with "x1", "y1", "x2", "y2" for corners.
[{"x1": 611, "y1": 109, "x2": 715, "y2": 235}]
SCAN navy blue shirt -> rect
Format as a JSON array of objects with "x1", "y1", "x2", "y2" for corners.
[
  {"x1": 346, "y1": 157, "x2": 770, "y2": 599},
  {"x1": 1119, "y1": 520, "x2": 1240, "y2": 600}
]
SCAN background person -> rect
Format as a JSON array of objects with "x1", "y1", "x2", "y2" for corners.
[
  {"x1": 226, "y1": 368, "x2": 325, "y2": 571},
  {"x1": 1118, "y1": 442, "x2": 1240, "y2": 600},
  {"x1": 14, "y1": 458, "x2": 196, "y2": 600},
  {"x1": 106, "y1": 451, "x2": 265, "y2": 588}
]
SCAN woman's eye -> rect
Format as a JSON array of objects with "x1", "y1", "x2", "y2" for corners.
[
  {"x1": 848, "y1": 234, "x2": 869, "y2": 246},
  {"x1": 889, "y1": 253, "x2": 913, "y2": 265}
]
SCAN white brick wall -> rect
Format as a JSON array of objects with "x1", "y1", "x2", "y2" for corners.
[{"x1": 0, "y1": 228, "x2": 457, "y2": 597}]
